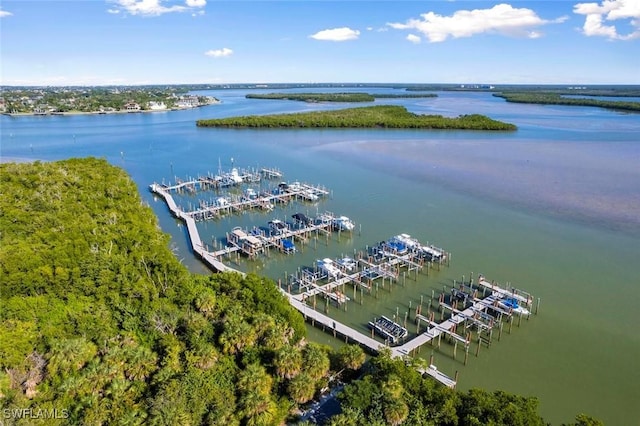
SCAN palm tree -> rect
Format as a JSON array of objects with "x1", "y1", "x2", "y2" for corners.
[
  {"x1": 273, "y1": 345, "x2": 302, "y2": 379},
  {"x1": 287, "y1": 372, "x2": 316, "y2": 404},
  {"x1": 302, "y1": 343, "x2": 330, "y2": 381},
  {"x1": 326, "y1": 407, "x2": 362, "y2": 426},
  {"x1": 237, "y1": 363, "x2": 272, "y2": 396},
  {"x1": 219, "y1": 318, "x2": 257, "y2": 355},
  {"x1": 124, "y1": 344, "x2": 158, "y2": 381},
  {"x1": 195, "y1": 289, "x2": 216, "y2": 318},
  {"x1": 337, "y1": 344, "x2": 366, "y2": 371},
  {"x1": 239, "y1": 390, "x2": 277, "y2": 426},
  {"x1": 383, "y1": 399, "x2": 409, "y2": 426},
  {"x1": 47, "y1": 338, "x2": 97, "y2": 377}
]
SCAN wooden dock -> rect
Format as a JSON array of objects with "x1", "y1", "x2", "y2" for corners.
[
  {"x1": 151, "y1": 181, "x2": 535, "y2": 391},
  {"x1": 157, "y1": 175, "x2": 331, "y2": 221},
  {"x1": 150, "y1": 183, "x2": 239, "y2": 274}
]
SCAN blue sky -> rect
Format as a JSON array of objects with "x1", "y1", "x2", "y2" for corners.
[{"x1": 1, "y1": 0, "x2": 638, "y2": 85}]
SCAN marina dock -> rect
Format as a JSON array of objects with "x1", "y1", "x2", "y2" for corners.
[
  {"x1": 151, "y1": 170, "x2": 536, "y2": 391},
  {"x1": 159, "y1": 174, "x2": 330, "y2": 221}
]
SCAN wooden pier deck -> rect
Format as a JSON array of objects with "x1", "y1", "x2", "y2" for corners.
[
  {"x1": 211, "y1": 220, "x2": 334, "y2": 257},
  {"x1": 477, "y1": 277, "x2": 533, "y2": 306},
  {"x1": 150, "y1": 183, "x2": 239, "y2": 274},
  {"x1": 287, "y1": 290, "x2": 458, "y2": 388},
  {"x1": 158, "y1": 175, "x2": 331, "y2": 221}
]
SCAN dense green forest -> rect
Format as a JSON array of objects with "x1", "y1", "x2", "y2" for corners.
[
  {"x1": 197, "y1": 105, "x2": 517, "y2": 130},
  {"x1": 0, "y1": 158, "x2": 599, "y2": 425},
  {"x1": 246, "y1": 93, "x2": 376, "y2": 102},
  {"x1": 245, "y1": 93, "x2": 437, "y2": 102},
  {"x1": 494, "y1": 92, "x2": 640, "y2": 112}
]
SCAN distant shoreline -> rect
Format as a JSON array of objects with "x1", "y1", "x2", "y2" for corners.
[{"x1": 1, "y1": 102, "x2": 221, "y2": 117}]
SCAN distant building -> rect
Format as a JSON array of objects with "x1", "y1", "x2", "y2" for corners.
[
  {"x1": 148, "y1": 101, "x2": 167, "y2": 110},
  {"x1": 175, "y1": 95, "x2": 200, "y2": 108},
  {"x1": 124, "y1": 101, "x2": 141, "y2": 111}
]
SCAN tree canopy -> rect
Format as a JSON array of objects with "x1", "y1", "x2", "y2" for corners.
[
  {"x1": 197, "y1": 105, "x2": 517, "y2": 130},
  {"x1": 494, "y1": 92, "x2": 640, "y2": 112}
]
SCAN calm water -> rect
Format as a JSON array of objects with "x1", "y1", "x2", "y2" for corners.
[{"x1": 2, "y1": 89, "x2": 639, "y2": 425}]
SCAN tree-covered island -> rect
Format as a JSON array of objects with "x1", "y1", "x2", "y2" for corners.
[
  {"x1": 0, "y1": 158, "x2": 602, "y2": 425},
  {"x1": 245, "y1": 92, "x2": 437, "y2": 102},
  {"x1": 494, "y1": 92, "x2": 640, "y2": 113},
  {"x1": 197, "y1": 105, "x2": 517, "y2": 130}
]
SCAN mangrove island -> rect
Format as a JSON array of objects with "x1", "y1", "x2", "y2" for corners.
[
  {"x1": 245, "y1": 92, "x2": 437, "y2": 102},
  {"x1": 494, "y1": 92, "x2": 640, "y2": 113},
  {"x1": 196, "y1": 105, "x2": 517, "y2": 130}
]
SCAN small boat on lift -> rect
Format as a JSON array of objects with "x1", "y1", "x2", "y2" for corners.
[
  {"x1": 382, "y1": 237, "x2": 408, "y2": 255},
  {"x1": 268, "y1": 219, "x2": 288, "y2": 235},
  {"x1": 317, "y1": 258, "x2": 341, "y2": 279},
  {"x1": 336, "y1": 257, "x2": 357, "y2": 272},
  {"x1": 281, "y1": 239, "x2": 296, "y2": 254},
  {"x1": 498, "y1": 297, "x2": 530, "y2": 315},
  {"x1": 333, "y1": 216, "x2": 355, "y2": 231}
]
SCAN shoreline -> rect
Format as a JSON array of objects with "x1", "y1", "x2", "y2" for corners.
[{"x1": 1, "y1": 100, "x2": 221, "y2": 117}]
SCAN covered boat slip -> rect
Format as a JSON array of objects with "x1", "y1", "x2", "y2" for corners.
[{"x1": 369, "y1": 316, "x2": 409, "y2": 345}]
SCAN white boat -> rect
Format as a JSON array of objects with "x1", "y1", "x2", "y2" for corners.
[
  {"x1": 336, "y1": 257, "x2": 357, "y2": 271},
  {"x1": 214, "y1": 196, "x2": 230, "y2": 207},
  {"x1": 333, "y1": 216, "x2": 355, "y2": 231},
  {"x1": 303, "y1": 189, "x2": 319, "y2": 201},
  {"x1": 317, "y1": 258, "x2": 341, "y2": 279},
  {"x1": 243, "y1": 187, "x2": 258, "y2": 200},
  {"x1": 497, "y1": 297, "x2": 530, "y2": 315},
  {"x1": 287, "y1": 181, "x2": 303, "y2": 192},
  {"x1": 393, "y1": 233, "x2": 420, "y2": 250},
  {"x1": 317, "y1": 212, "x2": 334, "y2": 225},
  {"x1": 419, "y1": 245, "x2": 446, "y2": 262},
  {"x1": 229, "y1": 167, "x2": 243, "y2": 184}
]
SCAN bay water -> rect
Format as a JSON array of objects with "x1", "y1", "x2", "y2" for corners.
[{"x1": 1, "y1": 89, "x2": 639, "y2": 424}]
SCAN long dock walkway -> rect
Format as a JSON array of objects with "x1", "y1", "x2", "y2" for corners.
[
  {"x1": 150, "y1": 183, "x2": 239, "y2": 274},
  {"x1": 285, "y1": 291, "x2": 458, "y2": 387}
]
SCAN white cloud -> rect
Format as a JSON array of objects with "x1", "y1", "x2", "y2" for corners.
[
  {"x1": 387, "y1": 3, "x2": 566, "y2": 42},
  {"x1": 574, "y1": 0, "x2": 640, "y2": 40},
  {"x1": 407, "y1": 34, "x2": 421, "y2": 44},
  {"x1": 205, "y1": 47, "x2": 233, "y2": 57},
  {"x1": 0, "y1": 9, "x2": 13, "y2": 18},
  {"x1": 310, "y1": 27, "x2": 360, "y2": 41},
  {"x1": 109, "y1": 0, "x2": 206, "y2": 16}
]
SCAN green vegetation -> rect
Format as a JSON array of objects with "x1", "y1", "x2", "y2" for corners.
[
  {"x1": 331, "y1": 350, "x2": 603, "y2": 426},
  {"x1": 246, "y1": 92, "x2": 376, "y2": 102},
  {"x1": 0, "y1": 158, "x2": 599, "y2": 425},
  {"x1": 197, "y1": 105, "x2": 517, "y2": 130},
  {"x1": 373, "y1": 93, "x2": 438, "y2": 99},
  {"x1": 494, "y1": 92, "x2": 640, "y2": 112},
  {"x1": 0, "y1": 158, "x2": 316, "y2": 425},
  {"x1": 246, "y1": 92, "x2": 437, "y2": 102}
]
